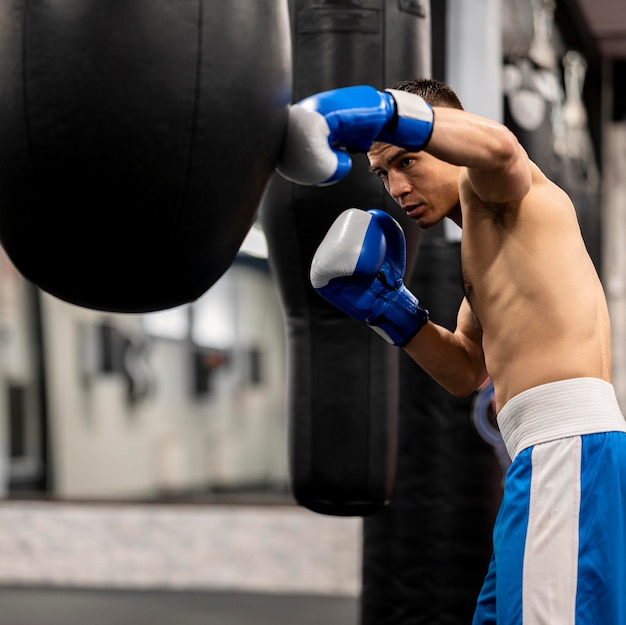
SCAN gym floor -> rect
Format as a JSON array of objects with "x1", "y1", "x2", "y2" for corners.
[
  {"x1": 0, "y1": 501, "x2": 361, "y2": 624},
  {"x1": 0, "y1": 587, "x2": 359, "y2": 625}
]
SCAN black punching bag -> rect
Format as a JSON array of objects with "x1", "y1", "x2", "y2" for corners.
[
  {"x1": 0, "y1": 1, "x2": 291, "y2": 312},
  {"x1": 260, "y1": 1, "x2": 430, "y2": 516}
]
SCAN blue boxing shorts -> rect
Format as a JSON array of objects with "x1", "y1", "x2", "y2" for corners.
[{"x1": 473, "y1": 378, "x2": 626, "y2": 625}]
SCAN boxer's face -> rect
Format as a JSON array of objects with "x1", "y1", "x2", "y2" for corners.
[{"x1": 368, "y1": 142, "x2": 460, "y2": 229}]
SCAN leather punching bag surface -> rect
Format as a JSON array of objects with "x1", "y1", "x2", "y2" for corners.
[
  {"x1": 260, "y1": 0, "x2": 430, "y2": 516},
  {"x1": 0, "y1": 1, "x2": 291, "y2": 312}
]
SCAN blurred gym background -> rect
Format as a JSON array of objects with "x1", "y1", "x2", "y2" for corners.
[{"x1": 0, "y1": 0, "x2": 624, "y2": 623}]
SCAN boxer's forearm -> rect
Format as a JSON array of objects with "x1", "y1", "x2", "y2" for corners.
[{"x1": 403, "y1": 320, "x2": 487, "y2": 398}]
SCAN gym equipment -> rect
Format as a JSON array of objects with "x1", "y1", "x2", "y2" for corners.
[
  {"x1": 310, "y1": 208, "x2": 429, "y2": 347},
  {"x1": 260, "y1": 0, "x2": 429, "y2": 516},
  {"x1": 277, "y1": 86, "x2": 433, "y2": 186},
  {"x1": 0, "y1": 0, "x2": 291, "y2": 312}
]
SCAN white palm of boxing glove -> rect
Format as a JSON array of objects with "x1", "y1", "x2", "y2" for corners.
[{"x1": 310, "y1": 208, "x2": 429, "y2": 346}]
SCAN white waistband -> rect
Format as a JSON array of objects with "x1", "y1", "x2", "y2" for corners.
[{"x1": 496, "y1": 378, "x2": 626, "y2": 459}]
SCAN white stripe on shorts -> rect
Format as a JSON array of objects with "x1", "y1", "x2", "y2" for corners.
[{"x1": 523, "y1": 437, "x2": 581, "y2": 624}]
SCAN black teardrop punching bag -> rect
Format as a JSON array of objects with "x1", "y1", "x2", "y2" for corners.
[
  {"x1": 260, "y1": 1, "x2": 430, "y2": 516},
  {"x1": 0, "y1": 1, "x2": 291, "y2": 312}
]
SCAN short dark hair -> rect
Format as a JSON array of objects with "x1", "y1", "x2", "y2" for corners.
[{"x1": 393, "y1": 78, "x2": 463, "y2": 110}]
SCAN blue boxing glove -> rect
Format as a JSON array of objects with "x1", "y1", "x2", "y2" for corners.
[
  {"x1": 310, "y1": 208, "x2": 429, "y2": 346},
  {"x1": 277, "y1": 85, "x2": 434, "y2": 186}
]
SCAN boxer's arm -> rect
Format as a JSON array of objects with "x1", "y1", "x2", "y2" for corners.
[
  {"x1": 403, "y1": 297, "x2": 487, "y2": 397},
  {"x1": 424, "y1": 107, "x2": 532, "y2": 205}
]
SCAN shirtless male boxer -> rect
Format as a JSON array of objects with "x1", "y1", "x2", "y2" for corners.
[{"x1": 277, "y1": 78, "x2": 626, "y2": 624}]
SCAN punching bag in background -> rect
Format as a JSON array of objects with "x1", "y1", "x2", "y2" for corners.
[
  {"x1": 0, "y1": 1, "x2": 291, "y2": 313},
  {"x1": 260, "y1": 0, "x2": 430, "y2": 516},
  {"x1": 361, "y1": 231, "x2": 502, "y2": 624}
]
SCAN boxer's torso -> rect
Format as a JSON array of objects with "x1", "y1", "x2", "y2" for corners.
[{"x1": 459, "y1": 161, "x2": 611, "y2": 411}]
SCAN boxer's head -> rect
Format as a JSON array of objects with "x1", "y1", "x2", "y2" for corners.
[
  {"x1": 368, "y1": 79, "x2": 463, "y2": 229},
  {"x1": 393, "y1": 78, "x2": 464, "y2": 111}
]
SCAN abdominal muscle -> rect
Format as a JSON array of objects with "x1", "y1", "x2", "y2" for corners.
[{"x1": 473, "y1": 271, "x2": 612, "y2": 413}]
